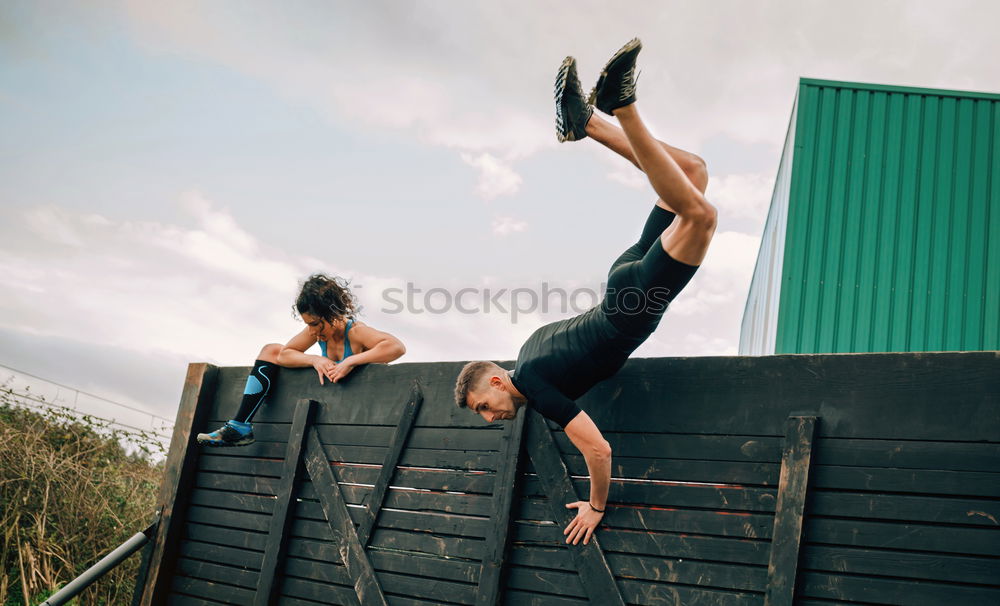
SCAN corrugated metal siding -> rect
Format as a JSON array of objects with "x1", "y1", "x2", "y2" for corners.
[
  {"x1": 774, "y1": 80, "x2": 1000, "y2": 353},
  {"x1": 739, "y1": 97, "x2": 798, "y2": 355}
]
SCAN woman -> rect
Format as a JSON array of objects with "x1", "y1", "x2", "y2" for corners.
[{"x1": 197, "y1": 273, "x2": 406, "y2": 447}]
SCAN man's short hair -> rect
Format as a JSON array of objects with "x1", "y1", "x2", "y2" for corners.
[{"x1": 454, "y1": 361, "x2": 504, "y2": 408}]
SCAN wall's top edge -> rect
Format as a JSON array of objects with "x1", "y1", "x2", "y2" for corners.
[
  {"x1": 201, "y1": 350, "x2": 1000, "y2": 372},
  {"x1": 799, "y1": 77, "x2": 1000, "y2": 101}
]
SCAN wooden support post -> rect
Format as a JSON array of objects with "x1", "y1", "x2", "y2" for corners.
[
  {"x1": 304, "y1": 425, "x2": 388, "y2": 606},
  {"x1": 254, "y1": 399, "x2": 316, "y2": 605},
  {"x1": 525, "y1": 410, "x2": 626, "y2": 606},
  {"x1": 475, "y1": 409, "x2": 527, "y2": 606},
  {"x1": 765, "y1": 415, "x2": 818, "y2": 606},
  {"x1": 137, "y1": 363, "x2": 218, "y2": 606},
  {"x1": 357, "y1": 383, "x2": 424, "y2": 546}
]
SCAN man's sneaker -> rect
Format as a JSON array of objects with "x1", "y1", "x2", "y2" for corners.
[
  {"x1": 555, "y1": 56, "x2": 593, "y2": 142},
  {"x1": 589, "y1": 38, "x2": 642, "y2": 114},
  {"x1": 197, "y1": 422, "x2": 255, "y2": 447}
]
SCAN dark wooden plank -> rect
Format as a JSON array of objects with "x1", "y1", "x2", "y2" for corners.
[
  {"x1": 617, "y1": 578, "x2": 764, "y2": 606},
  {"x1": 811, "y1": 465, "x2": 1000, "y2": 497},
  {"x1": 186, "y1": 505, "x2": 271, "y2": 533},
  {"x1": 501, "y1": 590, "x2": 587, "y2": 606},
  {"x1": 278, "y1": 577, "x2": 360, "y2": 605},
  {"x1": 358, "y1": 383, "x2": 424, "y2": 546},
  {"x1": 182, "y1": 523, "x2": 266, "y2": 552},
  {"x1": 505, "y1": 565, "x2": 764, "y2": 606},
  {"x1": 524, "y1": 409, "x2": 626, "y2": 606},
  {"x1": 179, "y1": 540, "x2": 262, "y2": 570},
  {"x1": 798, "y1": 571, "x2": 1000, "y2": 605},
  {"x1": 286, "y1": 539, "x2": 479, "y2": 584},
  {"x1": 765, "y1": 416, "x2": 817, "y2": 606},
  {"x1": 283, "y1": 557, "x2": 478, "y2": 605},
  {"x1": 509, "y1": 545, "x2": 768, "y2": 591},
  {"x1": 165, "y1": 593, "x2": 226, "y2": 606},
  {"x1": 806, "y1": 517, "x2": 1000, "y2": 557},
  {"x1": 519, "y1": 476, "x2": 779, "y2": 512},
  {"x1": 210, "y1": 362, "x2": 494, "y2": 428},
  {"x1": 557, "y1": 453, "x2": 781, "y2": 486},
  {"x1": 140, "y1": 363, "x2": 219, "y2": 606},
  {"x1": 287, "y1": 518, "x2": 487, "y2": 561},
  {"x1": 294, "y1": 499, "x2": 492, "y2": 538},
  {"x1": 551, "y1": 432, "x2": 786, "y2": 463},
  {"x1": 255, "y1": 399, "x2": 316, "y2": 605},
  {"x1": 203, "y1": 423, "x2": 506, "y2": 453},
  {"x1": 810, "y1": 490, "x2": 1000, "y2": 526},
  {"x1": 801, "y1": 544, "x2": 1000, "y2": 586},
  {"x1": 517, "y1": 499, "x2": 775, "y2": 539},
  {"x1": 301, "y1": 483, "x2": 494, "y2": 517},
  {"x1": 476, "y1": 407, "x2": 526, "y2": 606},
  {"x1": 813, "y1": 437, "x2": 1000, "y2": 473},
  {"x1": 170, "y1": 575, "x2": 255, "y2": 605},
  {"x1": 175, "y1": 557, "x2": 257, "y2": 589},
  {"x1": 578, "y1": 353, "x2": 999, "y2": 439},
  {"x1": 201, "y1": 439, "x2": 501, "y2": 470},
  {"x1": 188, "y1": 488, "x2": 274, "y2": 515},
  {"x1": 303, "y1": 426, "x2": 388, "y2": 606},
  {"x1": 194, "y1": 471, "x2": 280, "y2": 495},
  {"x1": 200, "y1": 455, "x2": 496, "y2": 493},
  {"x1": 512, "y1": 523, "x2": 772, "y2": 565}
]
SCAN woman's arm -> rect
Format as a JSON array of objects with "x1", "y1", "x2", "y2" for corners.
[
  {"x1": 277, "y1": 328, "x2": 321, "y2": 367},
  {"x1": 278, "y1": 328, "x2": 338, "y2": 384},
  {"x1": 329, "y1": 322, "x2": 406, "y2": 382}
]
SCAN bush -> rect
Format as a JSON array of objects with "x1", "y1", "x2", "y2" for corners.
[{"x1": 1, "y1": 385, "x2": 165, "y2": 605}]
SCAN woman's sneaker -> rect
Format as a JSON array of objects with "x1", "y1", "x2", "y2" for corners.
[
  {"x1": 555, "y1": 56, "x2": 593, "y2": 142},
  {"x1": 589, "y1": 38, "x2": 642, "y2": 114},
  {"x1": 197, "y1": 421, "x2": 255, "y2": 447}
]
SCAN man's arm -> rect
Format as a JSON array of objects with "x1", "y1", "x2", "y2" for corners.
[{"x1": 562, "y1": 410, "x2": 611, "y2": 545}]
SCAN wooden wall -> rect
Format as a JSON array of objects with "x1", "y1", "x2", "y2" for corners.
[{"x1": 133, "y1": 352, "x2": 1000, "y2": 605}]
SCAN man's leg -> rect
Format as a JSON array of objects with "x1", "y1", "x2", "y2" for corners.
[
  {"x1": 613, "y1": 103, "x2": 717, "y2": 266},
  {"x1": 585, "y1": 112, "x2": 709, "y2": 195}
]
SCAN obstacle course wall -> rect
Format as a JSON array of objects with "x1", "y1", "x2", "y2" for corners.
[{"x1": 134, "y1": 353, "x2": 1000, "y2": 605}]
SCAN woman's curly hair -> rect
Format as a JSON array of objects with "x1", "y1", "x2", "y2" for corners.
[{"x1": 293, "y1": 273, "x2": 359, "y2": 323}]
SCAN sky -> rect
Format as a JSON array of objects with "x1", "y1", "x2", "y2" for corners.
[{"x1": 2, "y1": 0, "x2": 1000, "y2": 424}]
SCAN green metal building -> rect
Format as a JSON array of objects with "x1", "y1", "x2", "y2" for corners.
[{"x1": 741, "y1": 78, "x2": 1000, "y2": 355}]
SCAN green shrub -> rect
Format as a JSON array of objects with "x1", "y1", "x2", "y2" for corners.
[{"x1": 1, "y1": 386, "x2": 165, "y2": 605}]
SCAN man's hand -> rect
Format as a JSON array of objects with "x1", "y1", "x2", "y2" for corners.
[
  {"x1": 312, "y1": 356, "x2": 337, "y2": 385},
  {"x1": 330, "y1": 358, "x2": 357, "y2": 383},
  {"x1": 564, "y1": 501, "x2": 604, "y2": 545}
]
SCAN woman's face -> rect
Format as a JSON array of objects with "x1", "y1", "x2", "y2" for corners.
[{"x1": 301, "y1": 312, "x2": 334, "y2": 341}]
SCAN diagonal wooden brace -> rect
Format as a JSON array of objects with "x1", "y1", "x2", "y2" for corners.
[
  {"x1": 304, "y1": 425, "x2": 388, "y2": 606},
  {"x1": 475, "y1": 409, "x2": 527, "y2": 606},
  {"x1": 254, "y1": 399, "x2": 316, "y2": 606},
  {"x1": 357, "y1": 382, "x2": 424, "y2": 547},
  {"x1": 525, "y1": 410, "x2": 626, "y2": 606}
]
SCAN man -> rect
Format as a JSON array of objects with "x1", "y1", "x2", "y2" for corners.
[{"x1": 453, "y1": 39, "x2": 717, "y2": 547}]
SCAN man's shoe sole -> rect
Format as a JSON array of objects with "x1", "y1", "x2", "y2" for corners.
[{"x1": 555, "y1": 56, "x2": 588, "y2": 143}]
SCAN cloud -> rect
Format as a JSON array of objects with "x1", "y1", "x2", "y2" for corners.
[
  {"x1": 491, "y1": 216, "x2": 528, "y2": 237},
  {"x1": 461, "y1": 152, "x2": 523, "y2": 200},
  {"x1": 706, "y1": 172, "x2": 776, "y2": 232}
]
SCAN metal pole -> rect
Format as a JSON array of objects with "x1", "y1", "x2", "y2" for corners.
[{"x1": 40, "y1": 521, "x2": 158, "y2": 606}]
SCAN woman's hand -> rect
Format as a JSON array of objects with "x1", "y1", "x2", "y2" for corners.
[
  {"x1": 312, "y1": 356, "x2": 337, "y2": 385},
  {"x1": 563, "y1": 502, "x2": 605, "y2": 545},
  {"x1": 329, "y1": 358, "x2": 357, "y2": 383}
]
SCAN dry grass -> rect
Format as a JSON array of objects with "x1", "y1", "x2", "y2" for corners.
[{"x1": 1, "y1": 386, "x2": 164, "y2": 605}]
